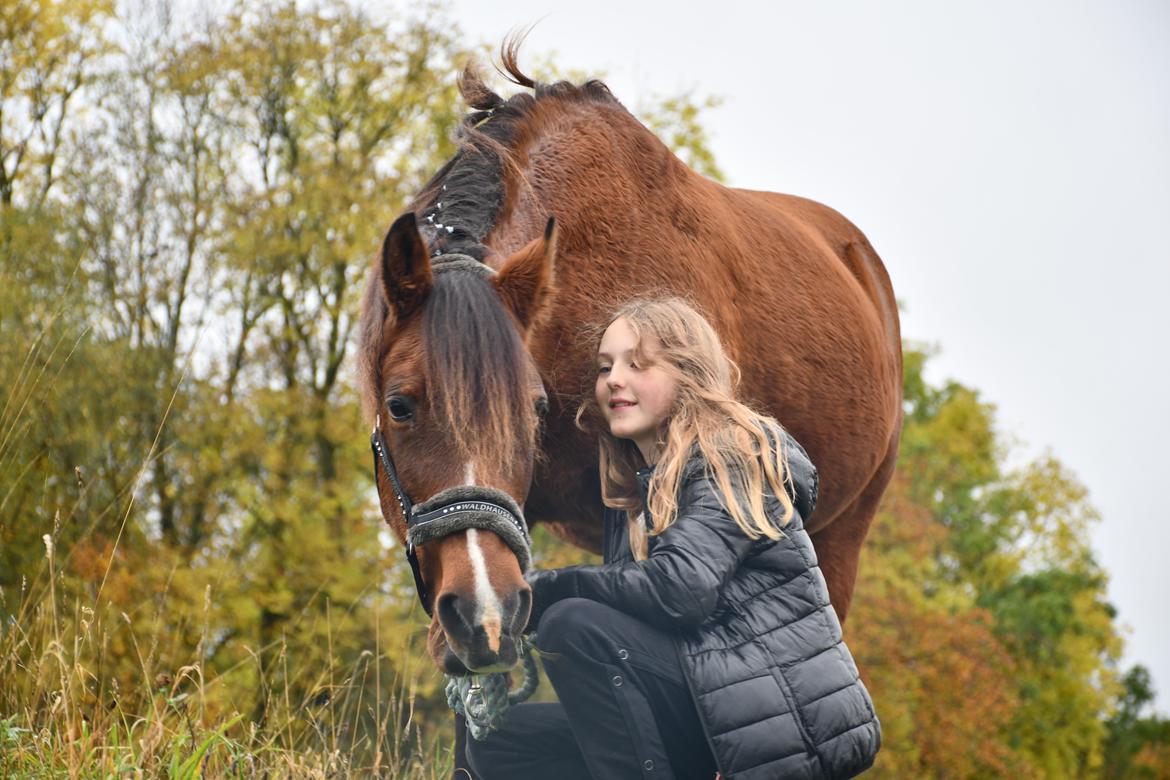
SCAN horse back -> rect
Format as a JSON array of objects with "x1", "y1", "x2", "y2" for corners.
[
  {"x1": 727, "y1": 188, "x2": 900, "y2": 359},
  {"x1": 667, "y1": 183, "x2": 904, "y2": 528}
]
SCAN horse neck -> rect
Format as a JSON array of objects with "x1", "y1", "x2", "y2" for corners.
[{"x1": 485, "y1": 100, "x2": 704, "y2": 260}]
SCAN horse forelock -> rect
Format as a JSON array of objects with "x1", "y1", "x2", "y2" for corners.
[{"x1": 422, "y1": 270, "x2": 537, "y2": 474}]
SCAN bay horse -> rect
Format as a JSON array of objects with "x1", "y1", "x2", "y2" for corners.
[{"x1": 358, "y1": 44, "x2": 902, "y2": 680}]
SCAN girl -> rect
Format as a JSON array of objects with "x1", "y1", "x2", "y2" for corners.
[{"x1": 465, "y1": 298, "x2": 880, "y2": 780}]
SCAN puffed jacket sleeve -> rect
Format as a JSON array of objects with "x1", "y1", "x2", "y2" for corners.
[{"x1": 527, "y1": 469, "x2": 758, "y2": 632}]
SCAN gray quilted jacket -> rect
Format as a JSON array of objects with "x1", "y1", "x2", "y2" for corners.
[{"x1": 530, "y1": 432, "x2": 880, "y2": 778}]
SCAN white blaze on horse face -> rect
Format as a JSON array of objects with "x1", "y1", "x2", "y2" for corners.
[
  {"x1": 465, "y1": 528, "x2": 503, "y2": 654},
  {"x1": 463, "y1": 461, "x2": 476, "y2": 486}
]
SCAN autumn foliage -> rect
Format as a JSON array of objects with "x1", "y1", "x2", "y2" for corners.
[{"x1": 2, "y1": 1, "x2": 1168, "y2": 777}]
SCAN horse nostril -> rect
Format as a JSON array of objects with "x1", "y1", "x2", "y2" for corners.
[
  {"x1": 515, "y1": 586, "x2": 532, "y2": 630},
  {"x1": 437, "y1": 593, "x2": 473, "y2": 635}
]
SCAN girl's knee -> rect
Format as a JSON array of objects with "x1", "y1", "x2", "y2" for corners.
[
  {"x1": 535, "y1": 598, "x2": 613, "y2": 655},
  {"x1": 463, "y1": 722, "x2": 523, "y2": 779}
]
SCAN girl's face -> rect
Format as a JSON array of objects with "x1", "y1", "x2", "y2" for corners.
[{"x1": 596, "y1": 317, "x2": 679, "y2": 462}]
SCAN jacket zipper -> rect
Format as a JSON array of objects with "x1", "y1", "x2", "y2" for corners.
[
  {"x1": 771, "y1": 667, "x2": 817, "y2": 756},
  {"x1": 675, "y1": 639, "x2": 729, "y2": 777}
]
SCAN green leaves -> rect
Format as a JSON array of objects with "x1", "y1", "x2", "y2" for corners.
[
  {"x1": 852, "y1": 344, "x2": 1129, "y2": 777},
  {"x1": 171, "y1": 713, "x2": 244, "y2": 780}
]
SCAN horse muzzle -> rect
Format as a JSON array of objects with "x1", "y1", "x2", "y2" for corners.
[{"x1": 436, "y1": 582, "x2": 531, "y2": 674}]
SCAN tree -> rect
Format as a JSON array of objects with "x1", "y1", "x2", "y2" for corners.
[
  {"x1": 851, "y1": 344, "x2": 1125, "y2": 778},
  {"x1": 3, "y1": 2, "x2": 1152, "y2": 773},
  {"x1": 1102, "y1": 666, "x2": 1170, "y2": 779}
]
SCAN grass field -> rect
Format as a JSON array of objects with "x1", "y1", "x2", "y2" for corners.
[{"x1": 0, "y1": 542, "x2": 454, "y2": 779}]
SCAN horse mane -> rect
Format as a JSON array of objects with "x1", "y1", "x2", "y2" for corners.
[
  {"x1": 359, "y1": 38, "x2": 618, "y2": 428},
  {"x1": 407, "y1": 35, "x2": 620, "y2": 260}
]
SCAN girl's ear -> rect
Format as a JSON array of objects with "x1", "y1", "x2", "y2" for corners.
[{"x1": 494, "y1": 217, "x2": 557, "y2": 331}]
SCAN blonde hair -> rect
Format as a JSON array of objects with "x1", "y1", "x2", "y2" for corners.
[{"x1": 577, "y1": 297, "x2": 795, "y2": 560}]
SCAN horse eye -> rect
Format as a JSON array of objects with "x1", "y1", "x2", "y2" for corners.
[
  {"x1": 387, "y1": 396, "x2": 415, "y2": 422},
  {"x1": 535, "y1": 397, "x2": 549, "y2": 416}
]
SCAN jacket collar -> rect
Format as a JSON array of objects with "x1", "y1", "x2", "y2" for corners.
[
  {"x1": 635, "y1": 465, "x2": 655, "y2": 529},
  {"x1": 635, "y1": 465, "x2": 655, "y2": 495},
  {"x1": 634, "y1": 452, "x2": 704, "y2": 515}
]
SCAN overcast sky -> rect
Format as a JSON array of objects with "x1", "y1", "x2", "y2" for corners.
[{"x1": 402, "y1": 0, "x2": 1170, "y2": 709}]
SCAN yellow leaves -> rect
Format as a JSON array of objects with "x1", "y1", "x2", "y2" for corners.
[
  {"x1": 1, "y1": 0, "x2": 112, "y2": 207},
  {"x1": 0, "y1": 0, "x2": 112, "y2": 106},
  {"x1": 530, "y1": 525, "x2": 602, "y2": 569},
  {"x1": 1010, "y1": 454, "x2": 1100, "y2": 571},
  {"x1": 639, "y1": 92, "x2": 726, "y2": 182}
]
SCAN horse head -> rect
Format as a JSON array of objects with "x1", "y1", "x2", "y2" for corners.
[{"x1": 361, "y1": 211, "x2": 556, "y2": 674}]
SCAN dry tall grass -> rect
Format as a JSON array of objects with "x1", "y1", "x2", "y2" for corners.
[
  {"x1": 0, "y1": 531, "x2": 454, "y2": 779},
  {"x1": 1, "y1": 523, "x2": 456, "y2": 778},
  {"x1": 0, "y1": 325, "x2": 454, "y2": 778}
]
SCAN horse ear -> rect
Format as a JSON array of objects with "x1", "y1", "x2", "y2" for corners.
[
  {"x1": 495, "y1": 216, "x2": 557, "y2": 330},
  {"x1": 381, "y1": 212, "x2": 433, "y2": 319}
]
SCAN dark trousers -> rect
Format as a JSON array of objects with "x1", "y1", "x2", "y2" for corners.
[{"x1": 463, "y1": 598, "x2": 719, "y2": 780}]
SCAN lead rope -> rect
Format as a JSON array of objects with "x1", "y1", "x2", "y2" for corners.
[{"x1": 445, "y1": 634, "x2": 540, "y2": 741}]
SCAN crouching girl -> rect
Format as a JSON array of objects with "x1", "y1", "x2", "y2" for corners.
[{"x1": 466, "y1": 297, "x2": 880, "y2": 779}]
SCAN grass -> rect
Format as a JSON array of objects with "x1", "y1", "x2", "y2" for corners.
[
  {"x1": 0, "y1": 543, "x2": 456, "y2": 778},
  {"x1": 0, "y1": 274, "x2": 459, "y2": 778}
]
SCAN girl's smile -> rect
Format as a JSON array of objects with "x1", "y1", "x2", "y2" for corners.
[{"x1": 595, "y1": 317, "x2": 678, "y2": 463}]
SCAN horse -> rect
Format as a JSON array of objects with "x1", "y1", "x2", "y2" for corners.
[{"x1": 358, "y1": 44, "x2": 902, "y2": 682}]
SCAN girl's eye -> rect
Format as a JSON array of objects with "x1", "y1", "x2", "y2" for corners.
[{"x1": 598, "y1": 365, "x2": 611, "y2": 374}]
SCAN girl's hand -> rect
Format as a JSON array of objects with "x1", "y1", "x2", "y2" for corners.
[{"x1": 523, "y1": 568, "x2": 578, "y2": 632}]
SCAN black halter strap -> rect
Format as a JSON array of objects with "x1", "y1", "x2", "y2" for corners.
[
  {"x1": 371, "y1": 422, "x2": 530, "y2": 617},
  {"x1": 371, "y1": 424, "x2": 430, "y2": 612}
]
